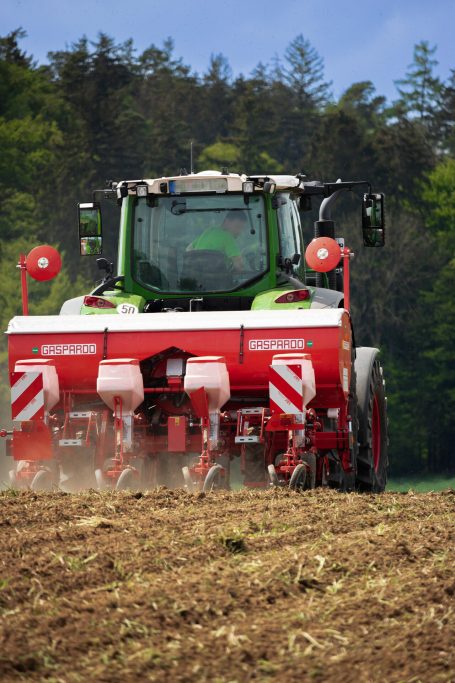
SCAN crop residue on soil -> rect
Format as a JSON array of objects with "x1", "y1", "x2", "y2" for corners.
[{"x1": 0, "y1": 488, "x2": 454, "y2": 682}]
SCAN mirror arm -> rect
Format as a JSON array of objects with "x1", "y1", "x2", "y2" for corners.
[
  {"x1": 319, "y1": 181, "x2": 370, "y2": 221},
  {"x1": 92, "y1": 188, "x2": 116, "y2": 202},
  {"x1": 323, "y1": 180, "x2": 371, "y2": 196}
]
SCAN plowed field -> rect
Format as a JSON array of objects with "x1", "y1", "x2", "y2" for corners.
[{"x1": 0, "y1": 488, "x2": 454, "y2": 682}]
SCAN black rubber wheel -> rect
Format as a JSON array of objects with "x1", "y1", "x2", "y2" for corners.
[
  {"x1": 301, "y1": 452, "x2": 317, "y2": 489},
  {"x1": 267, "y1": 464, "x2": 280, "y2": 487},
  {"x1": 30, "y1": 469, "x2": 54, "y2": 492},
  {"x1": 289, "y1": 463, "x2": 307, "y2": 490},
  {"x1": 115, "y1": 468, "x2": 136, "y2": 491},
  {"x1": 202, "y1": 464, "x2": 223, "y2": 492},
  {"x1": 355, "y1": 352, "x2": 388, "y2": 492},
  {"x1": 182, "y1": 466, "x2": 194, "y2": 492}
]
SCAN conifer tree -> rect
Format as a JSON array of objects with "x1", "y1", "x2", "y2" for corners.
[{"x1": 394, "y1": 41, "x2": 443, "y2": 126}]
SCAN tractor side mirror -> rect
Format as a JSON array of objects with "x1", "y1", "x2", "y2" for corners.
[
  {"x1": 78, "y1": 202, "x2": 103, "y2": 255},
  {"x1": 362, "y1": 193, "x2": 385, "y2": 247}
]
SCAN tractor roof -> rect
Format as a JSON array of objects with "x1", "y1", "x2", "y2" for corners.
[
  {"x1": 112, "y1": 172, "x2": 369, "y2": 202},
  {"x1": 115, "y1": 171, "x2": 308, "y2": 198}
]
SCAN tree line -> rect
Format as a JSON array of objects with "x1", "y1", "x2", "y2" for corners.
[{"x1": 0, "y1": 29, "x2": 453, "y2": 475}]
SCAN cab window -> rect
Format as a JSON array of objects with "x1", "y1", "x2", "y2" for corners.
[
  {"x1": 277, "y1": 194, "x2": 304, "y2": 277},
  {"x1": 132, "y1": 194, "x2": 268, "y2": 293}
]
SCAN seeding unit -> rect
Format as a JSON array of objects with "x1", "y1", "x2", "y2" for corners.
[{"x1": 2, "y1": 172, "x2": 388, "y2": 492}]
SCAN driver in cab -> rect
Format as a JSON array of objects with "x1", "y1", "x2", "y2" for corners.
[{"x1": 187, "y1": 210, "x2": 247, "y2": 272}]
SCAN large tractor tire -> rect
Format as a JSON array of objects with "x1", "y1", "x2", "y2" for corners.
[{"x1": 354, "y1": 348, "x2": 388, "y2": 492}]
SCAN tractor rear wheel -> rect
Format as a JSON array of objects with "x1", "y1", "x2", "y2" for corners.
[{"x1": 355, "y1": 350, "x2": 388, "y2": 492}]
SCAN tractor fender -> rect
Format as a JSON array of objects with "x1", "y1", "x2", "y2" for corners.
[
  {"x1": 310, "y1": 287, "x2": 344, "y2": 309},
  {"x1": 354, "y1": 346, "x2": 380, "y2": 445},
  {"x1": 59, "y1": 296, "x2": 85, "y2": 315}
]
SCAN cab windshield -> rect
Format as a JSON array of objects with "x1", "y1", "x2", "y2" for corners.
[{"x1": 132, "y1": 194, "x2": 268, "y2": 293}]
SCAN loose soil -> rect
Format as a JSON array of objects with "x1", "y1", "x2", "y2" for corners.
[{"x1": 0, "y1": 487, "x2": 454, "y2": 682}]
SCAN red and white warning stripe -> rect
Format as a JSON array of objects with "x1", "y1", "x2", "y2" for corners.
[
  {"x1": 11, "y1": 371, "x2": 45, "y2": 421},
  {"x1": 269, "y1": 363, "x2": 304, "y2": 415}
]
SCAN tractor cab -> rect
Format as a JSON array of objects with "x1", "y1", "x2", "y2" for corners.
[{"x1": 70, "y1": 171, "x2": 384, "y2": 315}]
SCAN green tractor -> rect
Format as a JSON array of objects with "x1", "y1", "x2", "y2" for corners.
[{"x1": 65, "y1": 171, "x2": 384, "y2": 317}]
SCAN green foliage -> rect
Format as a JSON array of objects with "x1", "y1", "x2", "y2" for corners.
[
  {"x1": 339, "y1": 81, "x2": 386, "y2": 131},
  {"x1": 0, "y1": 116, "x2": 61, "y2": 190},
  {"x1": 0, "y1": 29, "x2": 453, "y2": 475},
  {"x1": 439, "y1": 69, "x2": 455, "y2": 154},
  {"x1": 419, "y1": 258, "x2": 455, "y2": 471},
  {"x1": 421, "y1": 158, "x2": 455, "y2": 237},
  {"x1": 0, "y1": 191, "x2": 38, "y2": 243},
  {"x1": 373, "y1": 118, "x2": 436, "y2": 206},
  {"x1": 198, "y1": 141, "x2": 241, "y2": 168}
]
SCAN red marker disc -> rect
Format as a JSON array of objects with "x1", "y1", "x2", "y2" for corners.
[
  {"x1": 26, "y1": 246, "x2": 62, "y2": 281},
  {"x1": 305, "y1": 237, "x2": 341, "y2": 272}
]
